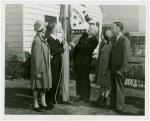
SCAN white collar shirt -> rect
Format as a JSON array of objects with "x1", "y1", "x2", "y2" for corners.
[
  {"x1": 50, "y1": 34, "x2": 57, "y2": 40},
  {"x1": 116, "y1": 33, "x2": 122, "y2": 42}
]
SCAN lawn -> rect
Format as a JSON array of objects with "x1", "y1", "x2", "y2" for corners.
[{"x1": 5, "y1": 79, "x2": 145, "y2": 115}]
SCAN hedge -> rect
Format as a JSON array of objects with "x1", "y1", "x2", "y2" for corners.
[
  {"x1": 5, "y1": 52, "x2": 31, "y2": 80},
  {"x1": 5, "y1": 52, "x2": 145, "y2": 82}
]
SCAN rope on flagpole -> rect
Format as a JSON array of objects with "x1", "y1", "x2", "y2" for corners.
[{"x1": 55, "y1": 52, "x2": 76, "y2": 109}]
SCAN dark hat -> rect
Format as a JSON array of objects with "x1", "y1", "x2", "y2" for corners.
[{"x1": 47, "y1": 23, "x2": 57, "y2": 33}]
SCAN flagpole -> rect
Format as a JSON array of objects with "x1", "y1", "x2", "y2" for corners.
[{"x1": 61, "y1": 5, "x2": 70, "y2": 102}]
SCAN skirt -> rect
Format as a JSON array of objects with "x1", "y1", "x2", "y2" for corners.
[
  {"x1": 96, "y1": 69, "x2": 111, "y2": 87},
  {"x1": 32, "y1": 72, "x2": 51, "y2": 93}
]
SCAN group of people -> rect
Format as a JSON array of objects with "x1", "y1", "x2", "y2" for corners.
[
  {"x1": 31, "y1": 21, "x2": 67, "y2": 112},
  {"x1": 31, "y1": 20, "x2": 130, "y2": 114},
  {"x1": 95, "y1": 23, "x2": 130, "y2": 114}
]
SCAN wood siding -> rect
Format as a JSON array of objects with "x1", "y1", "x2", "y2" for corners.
[
  {"x1": 23, "y1": 4, "x2": 60, "y2": 52},
  {"x1": 138, "y1": 6, "x2": 145, "y2": 32},
  {"x1": 101, "y1": 5, "x2": 139, "y2": 32},
  {"x1": 5, "y1": 4, "x2": 23, "y2": 59},
  {"x1": 23, "y1": 4, "x2": 102, "y2": 53}
]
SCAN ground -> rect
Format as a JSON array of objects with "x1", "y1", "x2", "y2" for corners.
[{"x1": 5, "y1": 79, "x2": 145, "y2": 115}]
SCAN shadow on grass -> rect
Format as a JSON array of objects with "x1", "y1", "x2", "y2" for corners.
[
  {"x1": 68, "y1": 96, "x2": 108, "y2": 109},
  {"x1": 5, "y1": 87, "x2": 145, "y2": 115},
  {"x1": 125, "y1": 96, "x2": 145, "y2": 110},
  {"x1": 5, "y1": 87, "x2": 32, "y2": 109},
  {"x1": 121, "y1": 111, "x2": 145, "y2": 115},
  {"x1": 125, "y1": 86, "x2": 145, "y2": 91}
]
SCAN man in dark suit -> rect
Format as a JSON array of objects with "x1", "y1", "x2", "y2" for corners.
[
  {"x1": 109, "y1": 22, "x2": 130, "y2": 114},
  {"x1": 69, "y1": 24, "x2": 99, "y2": 103},
  {"x1": 46, "y1": 23, "x2": 66, "y2": 108}
]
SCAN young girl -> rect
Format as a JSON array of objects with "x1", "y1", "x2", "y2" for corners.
[{"x1": 95, "y1": 29, "x2": 112, "y2": 107}]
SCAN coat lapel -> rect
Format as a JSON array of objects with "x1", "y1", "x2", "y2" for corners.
[
  {"x1": 39, "y1": 35, "x2": 49, "y2": 47},
  {"x1": 80, "y1": 35, "x2": 95, "y2": 44},
  {"x1": 78, "y1": 33, "x2": 88, "y2": 44},
  {"x1": 114, "y1": 35, "x2": 123, "y2": 49},
  {"x1": 49, "y1": 35, "x2": 58, "y2": 46}
]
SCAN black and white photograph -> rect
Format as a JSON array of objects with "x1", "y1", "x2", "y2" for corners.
[{"x1": 1, "y1": 1, "x2": 149, "y2": 120}]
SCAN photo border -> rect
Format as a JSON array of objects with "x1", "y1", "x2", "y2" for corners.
[{"x1": 1, "y1": 1, "x2": 149, "y2": 120}]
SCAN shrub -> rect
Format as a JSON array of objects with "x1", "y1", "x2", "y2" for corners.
[
  {"x1": 5, "y1": 52, "x2": 31, "y2": 80},
  {"x1": 126, "y1": 64, "x2": 145, "y2": 81},
  {"x1": 5, "y1": 54, "x2": 24, "y2": 80},
  {"x1": 22, "y1": 52, "x2": 31, "y2": 79}
]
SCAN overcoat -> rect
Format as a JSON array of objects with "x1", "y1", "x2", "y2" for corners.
[
  {"x1": 73, "y1": 33, "x2": 98, "y2": 98},
  {"x1": 96, "y1": 41, "x2": 112, "y2": 87},
  {"x1": 31, "y1": 34, "x2": 52, "y2": 91}
]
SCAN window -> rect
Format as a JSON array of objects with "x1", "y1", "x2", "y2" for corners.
[
  {"x1": 45, "y1": 15, "x2": 57, "y2": 38},
  {"x1": 102, "y1": 24, "x2": 111, "y2": 32}
]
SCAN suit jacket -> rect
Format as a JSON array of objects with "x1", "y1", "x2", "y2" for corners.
[
  {"x1": 73, "y1": 33, "x2": 98, "y2": 66},
  {"x1": 47, "y1": 36, "x2": 64, "y2": 70},
  {"x1": 109, "y1": 35, "x2": 130, "y2": 73}
]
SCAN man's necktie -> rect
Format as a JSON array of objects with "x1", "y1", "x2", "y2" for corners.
[{"x1": 114, "y1": 36, "x2": 117, "y2": 46}]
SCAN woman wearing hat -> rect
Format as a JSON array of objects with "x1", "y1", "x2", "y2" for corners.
[{"x1": 31, "y1": 20, "x2": 52, "y2": 112}]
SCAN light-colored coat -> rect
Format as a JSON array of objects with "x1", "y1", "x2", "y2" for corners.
[{"x1": 31, "y1": 34, "x2": 52, "y2": 90}]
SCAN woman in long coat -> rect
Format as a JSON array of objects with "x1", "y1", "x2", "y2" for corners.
[
  {"x1": 95, "y1": 29, "x2": 112, "y2": 107},
  {"x1": 31, "y1": 20, "x2": 52, "y2": 112}
]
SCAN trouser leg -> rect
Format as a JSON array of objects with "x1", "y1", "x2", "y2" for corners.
[
  {"x1": 81, "y1": 65, "x2": 91, "y2": 99},
  {"x1": 116, "y1": 73, "x2": 125, "y2": 111},
  {"x1": 46, "y1": 70, "x2": 60, "y2": 103},
  {"x1": 110, "y1": 71, "x2": 116, "y2": 108},
  {"x1": 74, "y1": 66, "x2": 82, "y2": 96}
]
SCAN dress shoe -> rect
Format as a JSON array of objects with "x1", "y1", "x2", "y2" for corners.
[
  {"x1": 40, "y1": 104, "x2": 52, "y2": 110},
  {"x1": 32, "y1": 105, "x2": 41, "y2": 112},
  {"x1": 109, "y1": 106, "x2": 116, "y2": 111},
  {"x1": 84, "y1": 98, "x2": 90, "y2": 103},
  {"x1": 104, "y1": 97, "x2": 110, "y2": 108},
  {"x1": 75, "y1": 96, "x2": 84, "y2": 102},
  {"x1": 97, "y1": 95, "x2": 105, "y2": 107},
  {"x1": 96, "y1": 95, "x2": 104, "y2": 103},
  {"x1": 116, "y1": 110, "x2": 123, "y2": 114},
  {"x1": 47, "y1": 102, "x2": 54, "y2": 109}
]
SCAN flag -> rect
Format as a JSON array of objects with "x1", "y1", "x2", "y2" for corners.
[
  {"x1": 71, "y1": 5, "x2": 89, "y2": 30},
  {"x1": 70, "y1": 5, "x2": 91, "y2": 44},
  {"x1": 59, "y1": 5, "x2": 94, "y2": 102},
  {"x1": 59, "y1": 5, "x2": 90, "y2": 36}
]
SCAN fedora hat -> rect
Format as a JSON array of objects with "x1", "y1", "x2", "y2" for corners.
[{"x1": 34, "y1": 20, "x2": 48, "y2": 32}]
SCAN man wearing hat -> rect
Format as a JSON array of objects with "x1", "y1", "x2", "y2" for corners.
[{"x1": 45, "y1": 23, "x2": 66, "y2": 108}]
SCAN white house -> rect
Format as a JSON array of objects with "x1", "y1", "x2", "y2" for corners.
[{"x1": 5, "y1": 4, "x2": 103, "y2": 60}]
